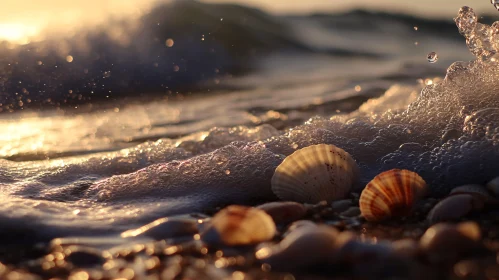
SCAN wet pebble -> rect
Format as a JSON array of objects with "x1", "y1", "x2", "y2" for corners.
[
  {"x1": 64, "y1": 246, "x2": 106, "y2": 267},
  {"x1": 334, "y1": 232, "x2": 392, "y2": 263},
  {"x1": 331, "y1": 199, "x2": 353, "y2": 213},
  {"x1": 255, "y1": 225, "x2": 338, "y2": 270},
  {"x1": 391, "y1": 239, "x2": 420, "y2": 258},
  {"x1": 201, "y1": 205, "x2": 276, "y2": 246},
  {"x1": 427, "y1": 194, "x2": 474, "y2": 224},
  {"x1": 256, "y1": 201, "x2": 307, "y2": 224},
  {"x1": 486, "y1": 177, "x2": 499, "y2": 197},
  {"x1": 286, "y1": 220, "x2": 317, "y2": 232},
  {"x1": 420, "y1": 222, "x2": 482, "y2": 263},
  {"x1": 449, "y1": 184, "x2": 494, "y2": 208},
  {"x1": 340, "y1": 207, "x2": 361, "y2": 218}
]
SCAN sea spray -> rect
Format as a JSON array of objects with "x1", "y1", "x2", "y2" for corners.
[{"x1": 0, "y1": 5, "x2": 497, "y2": 240}]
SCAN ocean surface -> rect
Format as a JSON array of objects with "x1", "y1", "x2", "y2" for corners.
[{"x1": 0, "y1": 0, "x2": 498, "y2": 245}]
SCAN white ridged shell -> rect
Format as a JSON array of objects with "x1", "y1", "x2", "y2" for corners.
[{"x1": 271, "y1": 144, "x2": 359, "y2": 203}]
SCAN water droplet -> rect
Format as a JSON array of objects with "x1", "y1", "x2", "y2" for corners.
[
  {"x1": 225, "y1": 169, "x2": 231, "y2": 175},
  {"x1": 414, "y1": 26, "x2": 418, "y2": 31},
  {"x1": 454, "y1": 6, "x2": 477, "y2": 36},
  {"x1": 165, "y1": 38, "x2": 174, "y2": 47},
  {"x1": 427, "y1": 52, "x2": 438, "y2": 63}
]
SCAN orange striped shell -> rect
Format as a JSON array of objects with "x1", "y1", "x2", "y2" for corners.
[
  {"x1": 271, "y1": 144, "x2": 359, "y2": 203},
  {"x1": 359, "y1": 169, "x2": 427, "y2": 222}
]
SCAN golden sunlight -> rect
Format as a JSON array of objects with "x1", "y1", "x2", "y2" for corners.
[
  {"x1": 0, "y1": 23, "x2": 38, "y2": 44},
  {"x1": 0, "y1": 0, "x2": 157, "y2": 44}
]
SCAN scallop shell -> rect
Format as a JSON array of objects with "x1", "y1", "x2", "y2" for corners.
[
  {"x1": 201, "y1": 205, "x2": 276, "y2": 246},
  {"x1": 359, "y1": 169, "x2": 427, "y2": 222},
  {"x1": 271, "y1": 144, "x2": 359, "y2": 203}
]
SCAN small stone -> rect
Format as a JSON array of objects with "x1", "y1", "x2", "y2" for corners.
[
  {"x1": 255, "y1": 225, "x2": 338, "y2": 270},
  {"x1": 340, "y1": 207, "x2": 361, "y2": 218},
  {"x1": 65, "y1": 246, "x2": 106, "y2": 267},
  {"x1": 420, "y1": 222, "x2": 482, "y2": 263},
  {"x1": 257, "y1": 202, "x2": 307, "y2": 225},
  {"x1": 427, "y1": 194, "x2": 474, "y2": 224},
  {"x1": 449, "y1": 184, "x2": 493, "y2": 208},
  {"x1": 392, "y1": 239, "x2": 420, "y2": 258},
  {"x1": 486, "y1": 177, "x2": 499, "y2": 197},
  {"x1": 286, "y1": 220, "x2": 317, "y2": 232},
  {"x1": 454, "y1": 260, "x2": 482, "y2": 278},
  {"x1": 331, "y1": 199, "x2": 353, "y2": 213},
  {"x1": 334, "y1": 232, "x2": 392, "y2": 263}
]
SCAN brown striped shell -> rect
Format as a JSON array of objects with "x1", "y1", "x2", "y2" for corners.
[
  {"x1": 359, "y1": 169, "x2": 427, "y2": 222},
  {"x1": 271, "y1": 144, "x2": 359, "y2": 203},
  {"x1": 201, "y1": 205, "x2": 276, "y2": 246}
]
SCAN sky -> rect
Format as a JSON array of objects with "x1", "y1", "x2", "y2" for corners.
[{"x1": 0, "y1": 0, "x2": 494, "y2": 43}]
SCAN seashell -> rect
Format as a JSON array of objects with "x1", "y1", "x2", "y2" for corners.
[
  {"x1": 255, "y1": 225, "x2": 338, "y2": 270},
  {"x1": 121, "y1": 218, "x2": 199, "y2": 240},
  {"x1": 256, "y1": 201, "x2": 307, "y2": 225},
  {"x1": 271, "y1": 144, "x2": 359, "y2": 203},
  {"x1": 486, "y1": 176, "x2": 499, "y2": 197},
  {"x1": 426, "y1": 194, "x2": 474, "y2": 224},
  {"x1": 201, "y1": 205, "x2": 276, "y2": 246},
  {"x1": 359, "y1": 169, "x2": 427, "y2": 222},
  {"x1": 419, "y1": 222, "x2": 482, "y2": 263}
]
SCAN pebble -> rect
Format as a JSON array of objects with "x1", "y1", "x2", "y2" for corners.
[
  {"x1": 486, "y1": 177, "x2": 499, "y2": 197},
  {"x1": 201, "y1": 205, "x2": 276, "y2": 246},
  {"x1": 427, "y1": 194, "x2": 474, "y2": 224},
  {"x1": 340, "y1": 207, "x2": 361, "y2": 218},
  {"x1": 256, "y1": 201, "x2": 307, "y2": 224},
  {"x1": 286, "y1": 220, "x2": 317, "y2": 231},
  {"x1": 64, "y1": 246, "x2": 106, "y2": 267},
  {"x1": 331, "y1": 199, "x2": 353, "y2": 213},
  {"x1": 255, "y1": 225, "x2": 338, "y2": 270},
  {"x1": 449, "y1": 184, "x2": 493, "y2": 208},
  {"x1": 334, "y1": 232, "x2": 392, "y2": 263},
  {"x1": 391, "y1": 239, "x2": 420, "y2": 258},
  {"x1": 420, "y1": 222, "x2": 482, "y2": 263}
]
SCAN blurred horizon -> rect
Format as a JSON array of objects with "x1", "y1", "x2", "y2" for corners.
[{"x1": 0, "y1": 0, "x2": 494, "y2": 44}]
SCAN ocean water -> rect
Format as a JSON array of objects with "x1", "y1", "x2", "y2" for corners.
[{"x1": 0, "y1": 1, "x2": 498, "y2": 243}]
